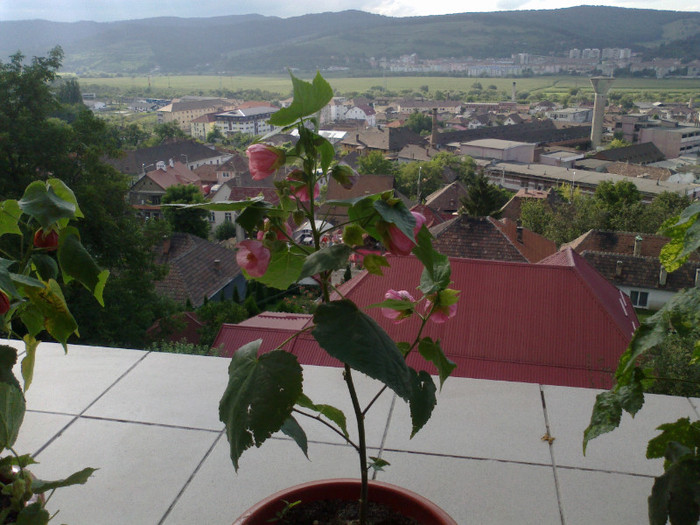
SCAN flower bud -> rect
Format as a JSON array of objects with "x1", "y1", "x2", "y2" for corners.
[
  {"x1": 379, "y1": 211, "x2": 426, "y2": 256},
  {"x1": 246, "y1": 144, "x2": 286, "y2": 180},
  {"x1": 0, "y1": 292, "x2": 9, "y2": 315},
  {"x1": 424, "y1": 289, "x2": 459, "y2": 324},
  {"x1": 381, "y1": 289, "x2": 416, "y2": 324},
  {"x1": 287, "y1": 170, "x2": 319, "y2": 203}
]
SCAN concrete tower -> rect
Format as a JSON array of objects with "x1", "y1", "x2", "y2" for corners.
[{"x1": 589, "y1": 76, "x2": 615, "y2": 149}]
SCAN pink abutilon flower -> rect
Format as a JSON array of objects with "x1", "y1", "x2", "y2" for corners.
[
  {"x1": 236, "y1": 240, "x2": 271, "y2": 278},
  {"x1": 287, "y1": 170, "x2": 320, "y2": 203},
  {"x1": 246, "y1": 143, "x2": 285, "y2": 180},
  {"x1": 383, "y1": 211, "x2": 426, "y2": 256},
  {"x1": 424, "y1": 289, "x2": 459, "y2": 324},
  {"x1": 381, "y1": 289, "x2": 416, "y2": 324}
]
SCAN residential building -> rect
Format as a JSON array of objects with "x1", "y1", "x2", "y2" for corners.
[
  {"x1": 345, "y1": 105, "x2": 376, "y2": 126},
  {"x1": 215, "y1": 249, "x2": 637, "y2": 389},
  {"x1": 430, "y1": 215, "x2": 557, "y2": 263},
  {"x1": 157, "y1": 98, "x2": 238, "y2": 130},
  {"x1": 214, "y1": 106, "x2": 278, "y2": 136},
  {"x1": 638, "y1": 125, "x2": 700, "y2": 159},
  {"x1": 128, "y1": 160, "x2": 202, "y2": 220},
  {"x1": 563, "y1": 230, "x2": 700, "y2": 310},
  {"x1": 340, "y1": 127, "x2": 425, "y2": 156},
  {"x1": 190, "y1": 113, "x2": 219, "y2": 141},
  {"x1": 153, "y1": 233, "x2": 245, "y2": 308},
  {"x1": 420, "y1": 181, "x2": 468, "y2": 215}
]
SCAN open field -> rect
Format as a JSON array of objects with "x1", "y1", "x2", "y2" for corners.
[{"x1": 76, "y1": 74, "x2": 700, "y2": 100}]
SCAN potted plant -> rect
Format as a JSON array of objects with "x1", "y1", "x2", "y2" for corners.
[
  {"x1": 190, "y1": 73, "x2": 460, "y2": 524},
  {"x1": 0, "y1": 179, "x2": 109, "y2": 524}
]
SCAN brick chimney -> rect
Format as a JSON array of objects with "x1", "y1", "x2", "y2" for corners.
[{"x1": 633, "y1": 235, "x2": 642, "y2": 256}]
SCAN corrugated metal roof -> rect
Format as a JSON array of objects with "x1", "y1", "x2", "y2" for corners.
[{"x1": 215, "y1": 251, "x2": 637, "y2": 389}]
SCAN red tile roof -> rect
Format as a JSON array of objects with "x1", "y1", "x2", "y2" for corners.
[{"x1": 215, "y1": 250, "x2": 637, "y2": 389}]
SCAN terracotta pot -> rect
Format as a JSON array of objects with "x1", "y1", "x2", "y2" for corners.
[{"x1": 232, "y1": 478, "x2": 457, "y2": 524}]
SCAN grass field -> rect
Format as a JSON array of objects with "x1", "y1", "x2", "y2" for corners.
[{"x1": 77, "y1": 74, "x2": 700, "y2": 100}]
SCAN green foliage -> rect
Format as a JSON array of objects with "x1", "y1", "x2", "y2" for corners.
[
  {"x1": 607, "y1": 138, "x2": 631, "y2": 149},
  {"x1": 148, "y1": 339, "x2": 216, "y2": 357},
  {"x1": 55, "y1": 78, "x2": 83, "y2": 105},
  {"x1": 161, "y1": 185, "x2": 210, "y2": 239},
  {"x1": 214, "y1": 221, "x2": 237, "y2": 241},
  {"x1": 404, "y1": 111, "x2": 432, "y2": 134},
  {"x1": 195, "y1": 299, "x2": 248, "y2": 348},
  {"x1": 459, "y1": 174, "x2": 509, "y2": 217},
  {"x1": 356, "y1": 151, "x2": 396, "y2": 176},
  {"x1": 152, "y1": 121, "x2": 186, "y2": 143},
  {"x1": 395, "y1": 162, "x2": 442, "y2": 201},
  {"x1": 584, "y1": 203, "x2": 700, "y2": 525}
]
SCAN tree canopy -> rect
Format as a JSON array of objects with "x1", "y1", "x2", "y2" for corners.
[{"x1": 161, "y1": 184, "x2": 210, "y2": 239}]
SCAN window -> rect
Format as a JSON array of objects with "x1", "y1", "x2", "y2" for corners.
[
  {"x1": 630, "y1": 290, "x2": 649, "y2": 308},
  {"x1": 224, "y1": 212, "x2": 232, "y2": 222},
  {"x1": 150, "y1": 195, "x2": 161, "y2": 205},
  {"x1": 209, "y1": 212, "x2": 215, "y2": 223}
]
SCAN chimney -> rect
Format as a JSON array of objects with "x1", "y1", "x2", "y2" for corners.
[
  {"x1": 169, "y1": 158, "x2": 174, "y2": 168},
  {"x1": 516, "y1": 225, "x2": 523, "y2": 243},
  {"x1": 633, "y1": 235, "x2": 642, "y2": 256},
  {"x1": 430, "y1": 108, "x2": 438, "y2": 148},
  {"x1": 659, "y1": 267, "x2": 667, "y2": 286},
  {"x1": 616, "y1": 260, "x2": 623, "y2": 277},
  {"x1": 213, "y1": 259, "x2": 221, "y2": 272}
]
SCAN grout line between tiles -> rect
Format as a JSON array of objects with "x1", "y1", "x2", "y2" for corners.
[
  {"x1": 33, "y1": 351, "x2": 152, "y2": 457},
  {"x1": 540, "y1": 386, "x2": 566, "y2": 525},
  {"x1": 158, "y1": 431, "x2": 225, "y2": 525}
]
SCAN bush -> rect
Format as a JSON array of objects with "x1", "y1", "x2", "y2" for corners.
[{"x1": 215, "y1": 221, "x2": 237, "y2": 241}]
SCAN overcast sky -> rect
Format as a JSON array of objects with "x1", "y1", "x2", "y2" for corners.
[{"x1": 0, "y1": 0, "x2": 697, "y2": 22}]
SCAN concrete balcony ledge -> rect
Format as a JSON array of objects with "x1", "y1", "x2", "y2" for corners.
[{"x1": 5, "y1": 339, "x2": 699, "y2": 525}]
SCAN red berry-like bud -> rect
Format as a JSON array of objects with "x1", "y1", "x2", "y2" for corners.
[
  {"x1": 33, "y1": 229, "x2": 59, "y2": 251},
  {"x1": 0, "y1": 292, "x2": 9, "y2": 315}
]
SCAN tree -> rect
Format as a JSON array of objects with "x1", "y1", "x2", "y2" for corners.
[
  {"x1": 459, "y1": 174, "x2": 510, "y2": 217},
  {"x1": 56, "y1": 78, "x2": 83, "y2": 105},
  {"x1": 153, "y1": 121, "x2": 186, "y2": 143},
  {"x1": 607, "y1": 138, "x2": 631, "y2": 149},
  {"x1": 395, "y1": 161, "x2": 442, "y2": 201},
  {"x1": 357, "y1": 150, "x2": 396, "y2": 176},
  {"x1": 196, "y1": 299, "x2": 248, "y2": 348},
  {"x1": 404, "y1": 111, "x2": 432, "y2": 134},
  {"x1": 431, "y1": 152, "x2": 475, "y2": 184},
  {"x1": 206, "y1": 127, "x2": 225, "y2": 143},
  {"x1": 161, "y1": 184, "x2": 210, "y2": 238},
  {"x1": 215, "y1": 221, "x2": 237, "y2": 241}
]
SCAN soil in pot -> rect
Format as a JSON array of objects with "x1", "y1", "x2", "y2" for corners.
[{"x1": 278, "y1": 498, "x2": 420, "y2": 524}]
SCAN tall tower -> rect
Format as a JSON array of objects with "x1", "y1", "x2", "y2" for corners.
[{"x1": 589, "y1": 76, "x2": 615, "y2": 149}]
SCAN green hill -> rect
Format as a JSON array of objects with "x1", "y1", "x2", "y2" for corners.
[{"x1": 1, "y1": 6, "x2": 699, "y2": 74}]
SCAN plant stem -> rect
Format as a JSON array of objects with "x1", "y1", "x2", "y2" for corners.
[
  {"x1": 292, "y1": 408, "x2": 360, "y2": 451},
  {"x1": 344, "y1": 365, "x2": 368, "y2": 525}
]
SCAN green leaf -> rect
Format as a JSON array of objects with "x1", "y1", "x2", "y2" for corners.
[
  {"x1": 659, "y1": 203, "x2": 700, "y2": 272},
  {"x1": 298, "y1": 244, "x2": 351, "y2": 281},
  {"x1": 374, "y1": 199, "x2": 415, "y2": 241},
  {"x1": 407, "y1": 369, "x2": 437, "y2": 438},
  {"x1": 583, "y1": 390, "x2": 623, "y2": 453},
  {"x1": 46, "y1": 178, "x2": 83, "y2": 219},
  {"x1": 31, "y1": 467, "x2": 97, "y2": 493},
  {"x1": 648, "y1": 455, "x2": 700, "y2": 525},
  {"x1": 617, "y1": 288, "x2": 700, "y2": 380},
  {"x1": 57, "y1": 228, "x2": 109, "y2": 305},
  {"x1": 362, "y1": 254, "x2": 389, "y2": 276},
  {"x1": 280, "y1": 416, "x2": 308, "y2": 459},
  {"x1": 312, "y1": 300, "x2": 412, "y2": 400},
  {"x1": 268, "y1": 72, "x2": 333, "y2": 126},
  {"x1": 19, "y1": 306, "x2": 44, "y2": 339},
  {"x1": 10, "y1": 273, "x2": 44, "y2": 290},
  {"x1": 0, "y1": 200, "x2": 22, "y2": 236},
  {"x1": 317, "y1": 136, "x2": 335, "y2": 175},
  {"x1": 24, "y1": 280, "x2": 78, "y2": 346},
  {"x1": 235, "y1": 201, "x2": 278, "y2": 233},
  {"x1": 0, "y1": 381, "x2": 25, "y2": 449},
  {"x1": 219, "y1": 341, "x2": 303, "y2": 471},
  {"x1": 418, "y1": 337, "x2": 456, "y2": 389},
  {"x1": 20, "y1": 335, "x2": 39, "y2": 392},
  {"x1": 0, "y1": 345, "x2": 21, "y2": 389},
  {"x1": 254, "y1": 242, "x2": 305, "y2": 291},
  {"x1": 30, "y1": 254, "x2": 58, "y2": 282},
  {"x1": 368, "y1": 456, "x2": 390, "y2": 473},
  {"x1": 413, "y1": 227, "x2": 451, "y2": 295},
  {"x1": 18, "y1": 181, "x2": 77, "y2": 229},
  {"x1": 0, "y1": 265, "x2": 20, "y2": 299},
  {"x1": 15, "y1": 501, "x2": 50, "y2": 525},
  {"x1": 647, "y1": 418, "x2": 700, "y2": 460},
  {"x1": 297, "y1": 393, "x2": 349, "y2": 439}
]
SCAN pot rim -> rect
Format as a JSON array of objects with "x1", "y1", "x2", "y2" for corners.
[{"x1": 233, "y1": 478, "x2": 457, "y2": 525}]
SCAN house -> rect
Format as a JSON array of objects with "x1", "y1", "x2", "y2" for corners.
[
  {"x1": 593, "y1": 142, "x2": 665, "y2": 164},
  {"x1": 157, "y1": 98, "x2": 238, "y2": 130},
  {"x1": 563, "y1": 230, "x2": 700, "y2": 309},
  {"x1": 429, "y1": 215, "x2": 556, "y2": 263},
  {"x1": 108, "y1": 140, "x2": 231, "y2": 177},
  {"x1": 396, "y1": 144, "x2": 440, "y2": 163},
  {"x1": 214, "y1": 106, "x2": 278, "y2": 136},
  {"x1": 207, "y1": 181, "x2": 278, "y2": 234},
  {"x1": 317, "y1": 174, "x2": 395, "y2": 225},
  {"x1": 459, "y1": 139, "x2": 536, "y2": 163},
  {"x1": 421, "y1": 181, "x2": 468, "y2": 215},
  {"x1": 214, "y1": 250, "x2": 637, "y2": 389},
  {"x1": 345, "y1": 105, "x2": 376, "y2": 127},
  {"x1": 128, "y1": 160, "x2": 203, "y2": 220},
  {"x1": 340, "y1": 127, "x2": 425, "y2": 156},
  {"x1": 503, "y1": 113, "x2": 525, "y2": 126},
  {"x1": 638, "y1": 125, "x2": 700, "y2": 159},
  {"x1": 395, "y1": 99, "x2": 463, "y2": 115},
  {"x1": 153, "y1": 233, "x2": 245, "y2": 308},
  {"x1": 499, "y1": 188, "x2": 558, "y2": 222}
]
